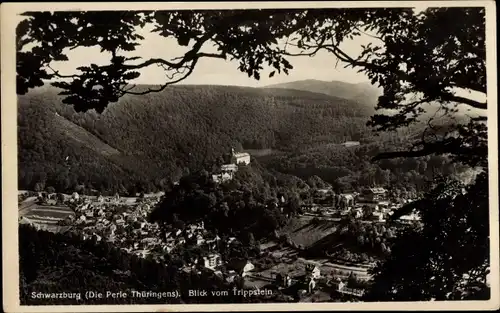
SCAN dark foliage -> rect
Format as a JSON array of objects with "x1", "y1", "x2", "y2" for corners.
[
  {"x1": 149, "y1": 164, "x2": 298, "y2": 241},
  {"x1": 364, "y1": 171, "x2": 490, "y2": 301},
  {"x1": 19, "y1": 224, "x2": 273, "y2": 304}
]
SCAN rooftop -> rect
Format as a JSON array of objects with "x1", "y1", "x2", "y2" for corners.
[{"x1": 368, "y1": 187, "x2": 387, "y2": 194}]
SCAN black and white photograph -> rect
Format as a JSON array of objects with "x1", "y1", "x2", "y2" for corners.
[{"x1": 2, "y1": 1, "x2": 499, "y2": 311}]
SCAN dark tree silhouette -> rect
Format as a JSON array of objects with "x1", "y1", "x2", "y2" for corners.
[{"x1": 364, "y1": 171, "x2": 490, "y2": 301}]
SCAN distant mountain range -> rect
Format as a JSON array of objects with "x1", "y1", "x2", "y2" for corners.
[
  {"x1": 264, "y1": 79, "x2": 382, "y2": 107},
  {"x1": 264, "y1": 79, "x2": 484, "y2": 119}
]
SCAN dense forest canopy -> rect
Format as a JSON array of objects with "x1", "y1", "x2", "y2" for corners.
[
  {"x1": 18, "y1": 83, "x2": 471, "y2": 195},
  {"x1": 149, "y1": 164, "x2": 295, "y2": 241},
  {"x1": 17, "y1": 84, "x2": 376, "y2": 194},
  {"x1": 16, "y1": 6, "x2": 492, "y2": 302}
]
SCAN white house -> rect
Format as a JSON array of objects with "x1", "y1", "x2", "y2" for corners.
[
  {"x1": 334, "y1": 278, "x2": 346, "y2": 291},
  {"x1": 195, "y1": 235, "x2": 205, "y2": 246},
  {"x1": 307, "y1": 276, "x2": 316, "y2": 293},
  {"x1": 372, "y1": 211, "x2": 385, "y2": 222},
  {"x1": 240, "y1": 261, "x2": 255, "y2": 277},
  {"x1": 305, "y1": 264, "x2": 321, "y2": 279},
  {"x1": 276, "y1": 273, "x2": 292, "y2": 288},
  {"x1": 206, "y1": 234, "x2": 221, "y2": 244},
  {"x1": 221, "y1": 164, "x2": 238, "y2": 173},
  {"x1": 212, "y1": 172, "x2": 233, "y2": 184},
  {"x1": 339, "y1": 193, "x2": 356, "y2": 207},
  {"x1": 354, "y1": 207, "x2": 363, "y2": 219},
  {"x1": 399, "y1": 212, "x2": 421, "y2": 224},
  {"x1": 317, "y1": 188, "x2": 332, "y2": 195},
  {"x1": 231, "y1": 148, "x2": 251, "y2": 165},
  {"x1": 227, "y1": 237, "x2": 237, "y2": 246},
  {"x1": 362, "y1": 187, "x2": 387, "y2": 202},
  {"x1": 203, "y1": 253, "x2": 223, "y2": 270},
  {"x1": 229, "y1": 259, "x2": 255, "y2": 277},
  {"x1": 194, "y1": 221, "x2": 205, "y2": 230}
]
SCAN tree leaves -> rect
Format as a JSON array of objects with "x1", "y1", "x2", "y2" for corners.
[
  {"x1": 365, "y1": 171, "x2": 490, "y2": 301},
  {"x1": 122, "y1": 71, "x2": 141, "y2": 80}
]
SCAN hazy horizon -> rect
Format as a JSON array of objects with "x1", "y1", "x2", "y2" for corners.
[{"x1": 128, "y1": 78, "x2": 375, "y2": 88}]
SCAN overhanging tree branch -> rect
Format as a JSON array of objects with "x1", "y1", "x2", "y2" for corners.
[
  {"x1": 440, "y1": 94, "x2": 487, "y2": 110},
  {"x1": 283, "y1": 36, "x2": 487, "y2": 111},
  {"x1": 121, "y1": 61, "x2": 198, "y2": 95}
]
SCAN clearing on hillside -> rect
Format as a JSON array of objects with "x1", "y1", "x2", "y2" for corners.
[
  {"x1": 54, "y1": 113, "x2": 121, "y2": 158},
  {"x1": 277, "y1": 216, "x2": 340, "y2": 248}
]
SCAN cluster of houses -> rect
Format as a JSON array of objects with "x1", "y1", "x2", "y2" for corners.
[
  {"x1": 61, "y1": 194, "x2": 170, "y2": 259},
  {"x1": 183, "y1": 253, "x2": 257, "y2": 285},
  {"x1": 271, "y1": 263, "x2": 366, "y2": 299},
  {"x1": 184, "y1": 252, "x2": 343, "y2": 297},
  {"x1": 303, "y1": 186, "x2": 421, "y2": 224},
  {"x1": 163, "y1": 221, "x2": 227, "y2": 254},
  {"x1": 273, "y1": 263, "x2": 322, "y2": 293},
  {"x1": 67, "y1": 197, "x2": 256, "y2": 268}
]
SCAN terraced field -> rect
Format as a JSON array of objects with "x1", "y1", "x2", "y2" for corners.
[
  {"x1": 19, "y1": 200, "x2": 74, "y2": 231},
  {"x1": 271, "y1": 216, "x2": 375, "y2": 281},
  {"x1": 25, "y1": 206, "x2": 75, "y2": 219}
]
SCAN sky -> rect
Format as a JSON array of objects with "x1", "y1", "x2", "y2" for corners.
[
  {"x1": 44, "y1": 22, "x2": 375, "y2": 88},
  {"x1": 23, "y1": 4, "x2": 436, "y2": 88},
  {"x1": 13, "y1": 5, "x2": 440, "y2": 88}
]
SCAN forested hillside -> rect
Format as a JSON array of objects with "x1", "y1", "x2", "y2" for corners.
[
  {"x1": 18, "y1": 84, "x2": 472, "y2": 195},
  {"x1": 18, "y1": 85, "x2": 375, "y2": 194}
]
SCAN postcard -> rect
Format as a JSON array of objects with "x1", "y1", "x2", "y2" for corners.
[{"x1": 1, "y1": 1, "x2": 499, "y2": 312}]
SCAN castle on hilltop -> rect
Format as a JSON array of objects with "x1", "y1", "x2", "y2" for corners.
[
  {"x1": 230, "y1": 148, "x2": 251, "y2": 165},
  {"x1": 212, "y1": 148, "x2": 251, "y2": 183}
]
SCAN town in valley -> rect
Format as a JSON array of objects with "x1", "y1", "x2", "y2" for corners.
[{"x1": 19, "y1": 147, "x2": 422, "y2": 303}]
